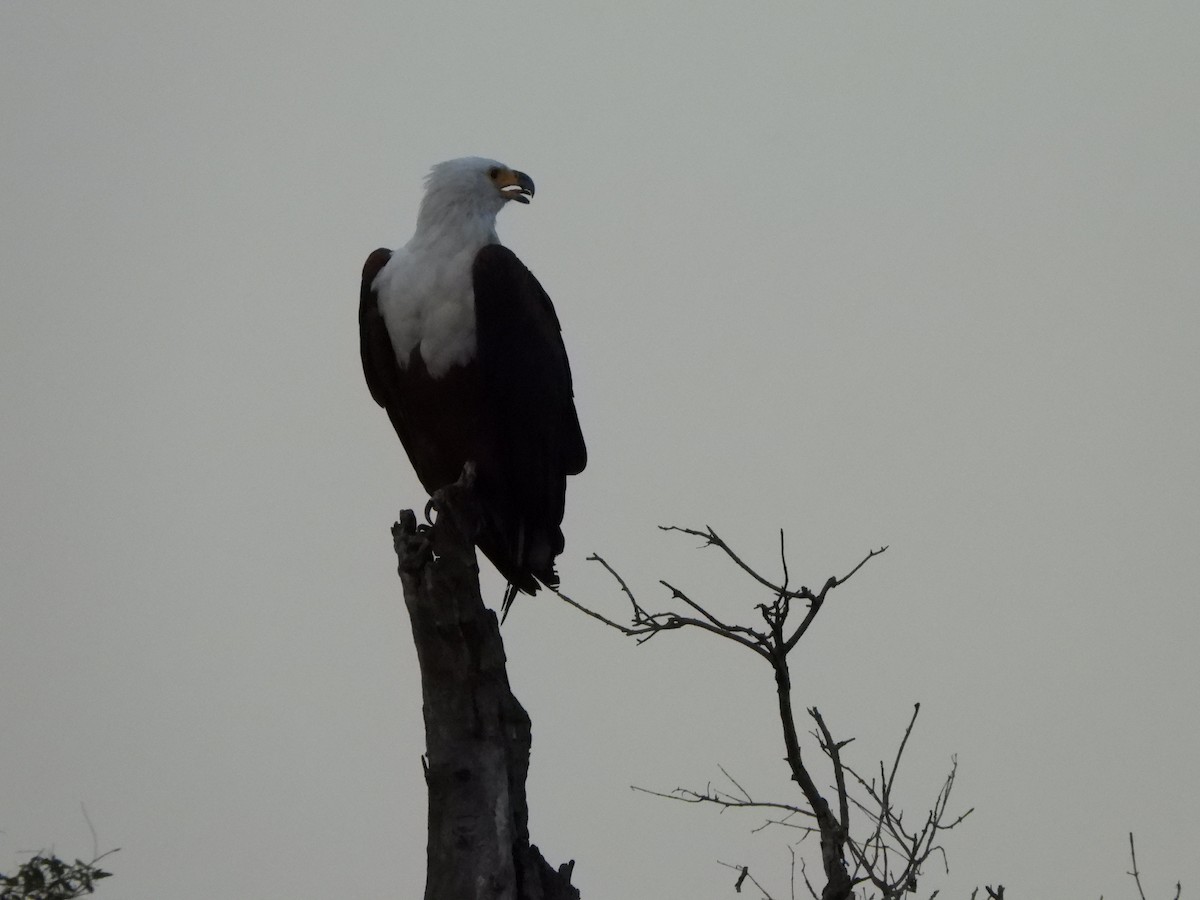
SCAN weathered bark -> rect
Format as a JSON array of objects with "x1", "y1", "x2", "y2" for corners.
[{"x1": 391, "y1": 479, "x2": 579, "y2": 900}]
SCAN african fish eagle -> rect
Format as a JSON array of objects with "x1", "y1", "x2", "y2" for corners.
[{"x1": 359, "y1": 157, "x2": 587, "y2": 616}]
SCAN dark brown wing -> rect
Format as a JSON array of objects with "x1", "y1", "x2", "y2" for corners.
[
  {"x1": 473, "y1": 244, "x2": 586, "y2": 477},
  {"x1": 472, "y1": 244, "x2": 586, "y2": 612},
  {"x1": 360, "y1": 248, "x2": 399, "y2": 411}
]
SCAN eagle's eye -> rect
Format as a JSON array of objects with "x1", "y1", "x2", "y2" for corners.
[{"x1": 487, "y1": 166, "x2": 501, "y2": 180}]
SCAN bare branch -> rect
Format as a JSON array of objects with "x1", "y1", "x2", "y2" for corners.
[
  {"x1": 887, "y1": 704, "x2": 921, "y2": 800},
  {"x1": 658, "y1": 579, "x2": 774, "y2": 658},
  {"x1": 810, "y1": 708, "x2": 850, "y2": 835},
  {"x1": 659, "y1": 526, "x2": 885, "y2": 612},
  {"x1": 553, "y1": 524, "x2": 970, "y2": 900},
  {"x1": 587, "y1": 553, "x2": 651, "y2": 621},
  {"x1": 783, "y1": 545, "x2": 888, "y2": 652},
  {"x1": 631, "y1": 784, "x2": 817, "y2": 821},
  {"x1": 752, "y1": 816, "x2": 821, "y2": 837},
  {"x1": 659, "y1": 524, "x2": 795, "y2": 597},
  {"x1": 834, "y1": 732, "x2": 973, "y2": 900},
  {"x1": 550, "y1": 583, "x2": 650, "y2": 636},
  {"x1": 554, "y1": 555, "x2": 777, "y2": 657}
]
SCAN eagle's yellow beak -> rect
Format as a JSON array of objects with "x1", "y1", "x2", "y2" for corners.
[{"x1": 493, "y1": 167, "x2": 535, "y2": 204}]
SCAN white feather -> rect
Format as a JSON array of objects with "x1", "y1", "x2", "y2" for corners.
[{"x1": 373, "y1": 158, "x2": 513, "y2": 379}]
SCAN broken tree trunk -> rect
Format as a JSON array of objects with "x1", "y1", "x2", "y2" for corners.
[{"x1": 390, "y1": 484, "x2": 579, "y2": 900}]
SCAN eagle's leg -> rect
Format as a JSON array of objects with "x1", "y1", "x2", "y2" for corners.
[
  {"x1": 457, "y1": 459, "x2": 478, "y2": 490},
  {"x1": 424, "y1": 461, "x2": 477, "y2": 526},
  {"x1": 429, "y1": 461, "x2": 482, "y2": 542}
]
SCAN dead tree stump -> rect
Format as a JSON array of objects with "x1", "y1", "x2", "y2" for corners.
[{"x1": 391, "y1": 491, "x2": 579, "y2": 900}]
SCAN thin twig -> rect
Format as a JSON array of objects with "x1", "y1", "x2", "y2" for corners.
[
  {"x1": 81, "y1": 802, "x2": 99, "y2": 863},
  {"x1": 798, "y1": 856, "x2": 819, "y2": 900},
  {"x1": 718, "y1": 764, "x2": 754, "y2": 803},
  {"x1": 587, "y1": 553, "x2": 651, "y2": 621},
  {"x1": 887, "y1": 704, "x2": 922, "y2": 798},
  {"x1": 632, "y1": 784, "x2": 816, "y2": 820},
  {"x1": 779, "y1": 529, "x2": 790, "y2": 593},
  {"x1": 1128, "y1": 833, "x2": 1148, "y2": 900}
]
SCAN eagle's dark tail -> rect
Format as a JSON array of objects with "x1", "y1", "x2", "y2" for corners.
[
  {"x1": 479, "y1": 520, "x2": 562, "y2": 623},
  {"x1": 499, "y1": 582, "x2": 522, "y2": 623}
]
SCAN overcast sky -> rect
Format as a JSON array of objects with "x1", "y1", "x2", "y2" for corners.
[{"x1": 2, "y1": 2, "x2": 1198, "y2": 898}]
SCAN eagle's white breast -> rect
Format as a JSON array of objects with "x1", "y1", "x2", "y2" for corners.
[{"x1": 373, "y1": 245, "x2": 479, "y2": 379}]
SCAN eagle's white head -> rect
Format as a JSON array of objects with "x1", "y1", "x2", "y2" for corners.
[
  {"x1": 379, "y1": 157, "x2": 537, "y2": 376},
  {"x1": 412, "y1": 157, "x2": 535, "y2": 247}
]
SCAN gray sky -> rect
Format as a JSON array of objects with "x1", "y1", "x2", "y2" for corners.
[{"x1": 2, "y1": 2, "x2": 1198, "y2": 897}]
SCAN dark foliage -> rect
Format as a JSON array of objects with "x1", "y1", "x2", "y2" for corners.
[{"x1": 0, "y1": 852, "x2": 114, "y2": 900}]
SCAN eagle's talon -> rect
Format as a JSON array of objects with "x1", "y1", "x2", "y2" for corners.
[{"x1": 393, "y1": 512, "x2": 434, "y2": 573}]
